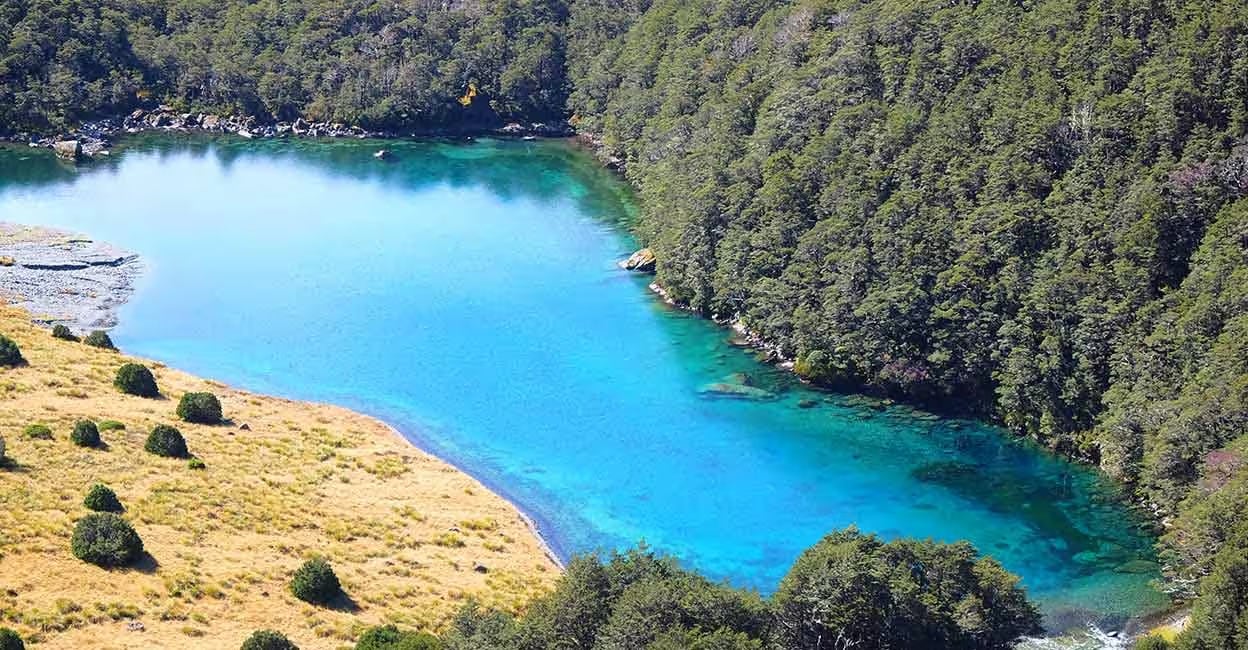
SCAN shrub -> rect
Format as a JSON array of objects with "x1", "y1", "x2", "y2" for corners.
[
  {"x1": 177, "y1": 392, "x2": 222, "y2": 424},
  {"x1": 0, "y1": 627, "x2": 23, "y2": 650},
  {"x1": 188, "y1": 457, "x2": 206, "y2": 470},
  {"x1": 290, "y1": 558, "x2": 342, "y2": 605},
  {"x1": 71, "y1": 420, "x2": 101, "y2": 447},
  {"x1": 114, "y1": 363, "x2": 158, "y2": 397},
  {"x1": 241, "y1": 630, "x2": 298, "y2": 650},
  {"x1": 98, "y1": 420, "x2": 125, "y2": 431},
  {"x1": 84, "y1": 330, "x2": 116, "y2": 350},
  {"x1": 1133, "y1": 636, "x2": 1171, "y2": 650},
  {"x1": 0, "y1": 335, "x2": 23, "y2": 367},
  {"x1": 356, "y1": 625, "x2": 442, "y2": 650},
  {"x1": 84, "y1": 483, "x2": 124, "y2": 513},
  {"x1": 145, "y1": 424, "x2": 188, "y2": 458},
  {"x1": 71, "y1": 513, "x2": 143, "y2": 567},
  {"x1": 23, "y1": 424, "x2": 52, "y2": 440},
  {"x1": 51, "y1": 324, "x2": 77, "y2": 341}
]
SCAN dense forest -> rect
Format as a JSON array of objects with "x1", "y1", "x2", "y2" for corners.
[
  {"x1": 3, "y1": 0, "x2": 1248, "y2": 645},
  {"x1": 229, "y1": 534, "x2": 1041, "y2": 650},
  {"x1": 0, "y1": 0, "x2": 570, "y2": 131}
]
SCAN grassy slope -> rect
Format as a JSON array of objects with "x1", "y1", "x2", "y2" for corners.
[{"x1": 0, "y1": 306, "x2": 557, "y2": 648}]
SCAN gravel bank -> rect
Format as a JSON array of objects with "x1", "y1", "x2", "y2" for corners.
[{"x1": 0, "y1": 222, "x2": 141, "y2": 332}]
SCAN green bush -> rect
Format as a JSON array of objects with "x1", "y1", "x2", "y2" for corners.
[
  {"x1": 188, "y1": 457, "x2": 206, "y2": 470},
  {"x1": 0, "y1": 627, "x2": 23, "y2": 650},
  {"x1": 356, "y1": 625, "x2": 442, "y2": 650},
  {"x1": 1133, "y1": 635, "x2": 1171, "y2": 650},
  {"x1": 71, "y1": 420, "x2": 101, "y2": 448},
  {"x1": 71, "y1": 512, "x2": 143, "y2": 567},
  {"x1": 241, "y1": 630, "x2": 298, "y2": 650},
  {"x1": 0, "y1": 335, "x2": 23, "y2": 367},
  {"x1": 98, "y1": 420, "x2": 125, "y2": 431},
  {"x1": 51, "y1": 324, "x2": 77, "y2": 341},
  {"x1": 177, "y1": 392, "x2": 222, "y2": 424},
  {"x1": 114, "y1": 363, "x2": 158, "y2": 397},
  {"x1": 290, "y1": 558, "x2": 342, "y2": 605},
  {"x1": 84, "y1": 330, "x2": 116, "y2": 350},
  {"x1": 23, "y1": 424, "x2": 52, "y2": 440},
  {"x1": 145, "y1": 424, "x2": 188, "y2": 458},
  {"x1": 83, "y1": 483, "x2": 124, "y2": 513}
]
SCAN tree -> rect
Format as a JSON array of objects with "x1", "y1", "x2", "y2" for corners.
[
  {"x1": 290, "y1": 558, "x2": 342, "y2": 605},
  {"x1": 71, "y1": 513, "x2": 143, "y2": 567},
  {"x1": 115, "y1": 363, "x2": 158, "y2": 397},
  {"x1": 772, "y1": 529, "x2": 1040, "y2": 650},
  {"x1": 83, "y1": 483, "x2": 124, "y2": 513},
  {"x1": 177, "y1": 392, "x2": 223, "y2": 424},
  {"x1": 241, "y1": 630, "x2": 299, "y2": 650},
  {"x1": 71, "y1": 420, "x2": 101, "y2": 448},
  {"x1": 145, "y1": 424, "x2": 189, "y2": 458},
  {"x1": 355, "y1": 625, "x2": 442, "y2": 650},
  {"x1": 0, "y1": 335, "x2": 24, "y2": 366}
]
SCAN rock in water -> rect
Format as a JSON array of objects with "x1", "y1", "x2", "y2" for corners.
[
  {"x1": 619, "y1": 247, "x2": 656, "y2": 272},
  {"x1": 54, "y1": 140, "x2": 82, "y2": 161},
  {"x1": 698, "y1": 382, "x2": 777, "y2": 401},
  {"x1": 374, "y1": 149, "x2": 392, "y2": 161}
]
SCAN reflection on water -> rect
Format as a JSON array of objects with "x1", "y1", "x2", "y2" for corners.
[{"x1": 0, "y1": 135, "x2": 1168, "y2": 630}]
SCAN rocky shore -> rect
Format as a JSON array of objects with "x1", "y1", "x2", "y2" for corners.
[
  {"x1": 11, "y1": 106, "x2": 575, "y2": 162},
  {"x1": 0, "y1": 223, "x2": 141, "y2": 332}
]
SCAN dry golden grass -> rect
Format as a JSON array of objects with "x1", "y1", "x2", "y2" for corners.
[{"x1": 0, "y1": 306, "x2": 558, "y2": 648}]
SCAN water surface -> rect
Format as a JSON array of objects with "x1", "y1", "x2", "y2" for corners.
[{"x1": 0, "y1": 136, "x2": 1168, "y2": 626}]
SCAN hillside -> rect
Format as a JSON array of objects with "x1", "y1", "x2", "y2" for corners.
[
  {"x1": 0, "y1": 305, "x2": 557, "y2": 648},
  {"x1": 3, "y1": 0, "x2": 1248, "y2": 645}
]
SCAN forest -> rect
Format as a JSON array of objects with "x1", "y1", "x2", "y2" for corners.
[{"x1": 2, "y1": 0, "x2": 1247, "y2": 646}]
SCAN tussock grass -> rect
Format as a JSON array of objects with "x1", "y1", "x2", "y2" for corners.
[{"x1": 0, "y1": 306, "x2": 556, "y2": 648}]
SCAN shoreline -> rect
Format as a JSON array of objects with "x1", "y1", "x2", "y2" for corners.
[
  {"x1": 0, "y1": 218, "x2": 567, "y2": 575},
  {"x1": 374, "y1": 419, "x2": 566, "y2": 572},
  {"x1": 9, "y1": 107, "x2": 574, "y2": 161}
]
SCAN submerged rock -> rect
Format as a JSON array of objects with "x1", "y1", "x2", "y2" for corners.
[
  {"x1": 619, "y1": 247, "x2": 656, "y2": 272},
  {"x1": 699, "y1": 381, "x2": 777, "y2": 401},
  {"x1": 374, "y1": 149, "x2": 393, "y2": 161}
]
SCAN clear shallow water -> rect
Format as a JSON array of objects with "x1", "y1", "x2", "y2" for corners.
[{"x1": 0, "y1": 136, "x2": 1168, "y2": 627}]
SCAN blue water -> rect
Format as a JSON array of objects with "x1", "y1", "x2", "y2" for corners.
[{"x1": 0, "y1": 135, "x2": 1167, "y2": 625}]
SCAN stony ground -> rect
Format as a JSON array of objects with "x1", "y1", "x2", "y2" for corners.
[
  {"x1": 0, "y1": 223, "x2": 142, "y2": 332},
  {"x1": 0, "y1": 306, "x2": 557, "y2": 648}
]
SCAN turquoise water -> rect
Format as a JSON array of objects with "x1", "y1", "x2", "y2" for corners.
[{"x1": 0, "y1": 136, "x2": 1167, "y2": 627}]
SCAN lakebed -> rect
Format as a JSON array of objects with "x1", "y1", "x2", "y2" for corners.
[{"x1": 0, "y1": 134, "x2": 1171, "y2": 634}]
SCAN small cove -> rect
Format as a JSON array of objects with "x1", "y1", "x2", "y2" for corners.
[{"x1": 0, "y1": 134, "x2": 1169, "y2": 629}]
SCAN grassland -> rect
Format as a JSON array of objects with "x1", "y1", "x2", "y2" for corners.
[{"x1": 0, "y1": 305, "x2": 557, "y2": 648}]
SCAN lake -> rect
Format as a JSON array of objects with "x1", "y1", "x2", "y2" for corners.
[{"x1": 0, "y1": 135, "x2": 1168, "y2": 628}]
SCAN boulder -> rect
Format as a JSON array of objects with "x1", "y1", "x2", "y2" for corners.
[
  {"x1": 619, "y1": 247, "x2": 656, "y2": 272},
  {"x1": 292, "y1": 118, "x2": 309, "y2": 134},
  {"x1": 149, "y1": 112, "x2": 171, "y2": 127},
  {"x1": 201, "y1": 114, "x2": 220, "y2": 129},
  {"x1": 374, "y1": 149, "x2": 392, "y2": 161},
  {"x1": 53, "y1": 140, "x2": 82, "y2": 161}
]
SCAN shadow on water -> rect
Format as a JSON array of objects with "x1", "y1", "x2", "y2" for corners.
[{"x1": 0, "y1": 134, "x2": 636, "y2": 234}]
